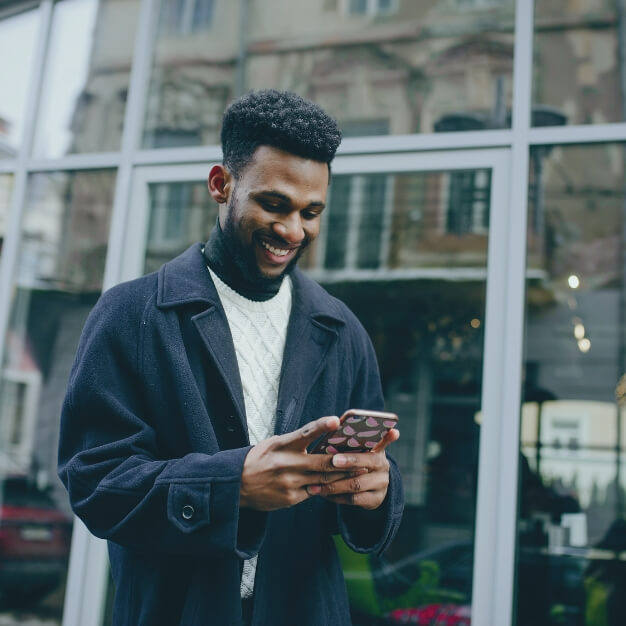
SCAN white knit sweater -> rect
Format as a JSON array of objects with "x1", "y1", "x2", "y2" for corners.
[{"x1": 208, "y1": 268, "x2": 292, "y2": 598}]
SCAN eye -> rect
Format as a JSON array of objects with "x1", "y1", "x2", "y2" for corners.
[
  {"x1": 259, "y1": 200, "x2": 280, "y2": 212},
  {"x1": 302, "y1": 209, "x2": 322, "y2": 220}
]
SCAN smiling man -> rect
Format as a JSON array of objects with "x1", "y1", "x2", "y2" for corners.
[{"x1": 58, "y1": 90, "x2": 403, "y2": 626}]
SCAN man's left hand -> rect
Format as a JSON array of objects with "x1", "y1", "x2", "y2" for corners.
[{"x1": 311, "y1": 428, "x2": 399, "y2": 510}]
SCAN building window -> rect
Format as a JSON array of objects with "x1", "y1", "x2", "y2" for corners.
[
  {"x1": 447, "y1": 170, "x2": 491, "y2": 235},
  {"x1": 158, "y1": 0, "x2": 215, "y2": 35},
  {"x1": 455, "y1": 0, "x2": 510, "y2": 8},
  {"x1": 346, "y1": 0, "x2": 396, "y2": 16}
]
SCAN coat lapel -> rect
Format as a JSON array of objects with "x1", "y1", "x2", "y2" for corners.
[
  {"x1": 157, "y1": 244, "x2": 248, "y2": 438},
  {"x1": 274, "y1": 269, "x2": 345, "y2": 436},
  {"x1": 192, "y1": 307, "x2": 247, "y2": 436}
]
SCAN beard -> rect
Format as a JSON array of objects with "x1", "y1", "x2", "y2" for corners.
[{"x1": 222, "y1": 191, "x2": 308, "y2": 286}]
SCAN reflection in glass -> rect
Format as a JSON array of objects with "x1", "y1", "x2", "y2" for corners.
[
  {"x1": 144, "y1": 181, "x2": 218, "y2": 274},
  {"x1": 533, "y1": 0, "x2": 625, "y2": 127},
  {"x1": 143, "y1": 0, "x2": 240, "y2": 149},
  {"x1": 0, "y1": 174, "x2": 13, "y2": 259},
  {"x1": 33, "y1": 0, "x2": 141, "y2": 158},
  {"x1": 0, "y1": 6, "x2": 39, "y2": 158},
  {"x1": 303, "y1": 170, "x2": 490, "y2": 273},
  {"x1": 0, "y1": 169, "x2": 116, "y2": 621},
  {"x1": 516, "y1": 143, "x2": 626, "y2": 626},
  {"x1": 246, "y1": 0, "x2": 515, "y2": 136},
  {"x1": 308, "y1": 169, "x2": 490, "y2": 624}
]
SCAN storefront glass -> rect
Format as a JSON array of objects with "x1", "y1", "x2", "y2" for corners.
[
  {"x1": 0, "y1": 4, "x2": 39, "y2": 159},
  {"x1": 515, "y1": 143, "x2": 626, "y2": 625},
  {"x1": 0, "y1": 169, "x2": 116, "y2": 623},
  {"x1": 245, "y1": 0, "x2": 515, "y2": 136},
  {"x1": 533, "y1": 0, "x2": 626, "y2": 127},
  {"x1": 32, "y1": 0, "x2": 141, "y2": 158},
  {"x1": 142, "y1": 0, "x2": 241, "y2": 148},
  {"x1": 142, "y1": 0, "x2": 515, "y2": 148}
]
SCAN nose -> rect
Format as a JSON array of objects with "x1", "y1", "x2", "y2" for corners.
[{"x1": 272, "y1": 211, "x2": 304, "y2": 244}]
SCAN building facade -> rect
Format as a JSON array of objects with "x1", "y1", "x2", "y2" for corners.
[{"x1": 1, "y1": 0, "x2": 626, "y2": 624}]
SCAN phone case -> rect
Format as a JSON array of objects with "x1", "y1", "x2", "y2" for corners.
[{"x1": 311, "y1": 409, "x2": 398, "y2": 454}]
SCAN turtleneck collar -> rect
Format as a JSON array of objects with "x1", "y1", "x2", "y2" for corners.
[{"x1": 202, "y1": 220, "x2": 284, "y2": 302}]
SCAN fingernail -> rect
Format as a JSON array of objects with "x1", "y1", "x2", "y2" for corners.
[
  {"x1": 307, "y1": 485, "x2": 321, "y2": 495},
  {"x1": 333, "y1": 455, "x2": 347, "y2": 467}
]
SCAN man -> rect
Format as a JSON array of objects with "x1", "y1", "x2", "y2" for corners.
[{"x1": 58, "y1": 89, "x2": 403, "y2": 625}]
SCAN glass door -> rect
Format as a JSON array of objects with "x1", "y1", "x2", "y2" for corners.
[{"x1": 105, "y1": 148, "x2": 513, "y2": 625}]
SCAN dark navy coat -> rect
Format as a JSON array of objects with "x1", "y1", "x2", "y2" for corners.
[{"x1": 58, "y1": 244, "x2": 403, "y2": 625}]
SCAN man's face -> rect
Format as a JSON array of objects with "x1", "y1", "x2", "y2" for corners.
[{"x1": 217, "y1": 145, "x2": 329, "y2": 282}]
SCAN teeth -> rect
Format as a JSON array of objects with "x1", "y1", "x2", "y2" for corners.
[{"x1": 262, "y1": 241, "x2": 290, "y2": 257}]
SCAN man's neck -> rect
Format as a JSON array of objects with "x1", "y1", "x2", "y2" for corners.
[{"x1": 203, "y1": 221, "x2": 284, "y2": 302}]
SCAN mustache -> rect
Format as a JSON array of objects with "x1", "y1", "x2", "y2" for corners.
[{"x1": 259, "y1": 232, "x2": 310, "y2": 250}]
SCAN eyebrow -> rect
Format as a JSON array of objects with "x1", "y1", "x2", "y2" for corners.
[{"x1": 254, "y1": 190, "x2": 326, "y2": 209}]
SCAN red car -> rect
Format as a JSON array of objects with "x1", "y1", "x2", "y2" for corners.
[{"x1": 0, "y1": 475, "x2": 73, "y2": 606}]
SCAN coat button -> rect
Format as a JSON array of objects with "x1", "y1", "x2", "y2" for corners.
[
  {"x1": 182, "y1": 505, "x2": 195, "y2": 520},
  {"x1": 226, "y1": 415, "x2": 236, "y2": 433}
]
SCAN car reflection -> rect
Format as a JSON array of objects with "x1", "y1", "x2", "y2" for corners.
[{"x1": 0, "y1": 475, "x2": 72, "y2": 607}]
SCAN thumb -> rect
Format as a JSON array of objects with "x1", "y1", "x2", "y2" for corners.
[{"x1": 276, "y1": 415, "x2": 340, "y2": 452}]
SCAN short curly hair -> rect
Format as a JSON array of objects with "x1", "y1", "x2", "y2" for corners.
[{"x1": 220, "y1": 89, "x2": 342, "y2": 178}]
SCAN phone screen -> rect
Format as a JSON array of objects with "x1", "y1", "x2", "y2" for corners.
[{"x1": 311, "y1": 409, "x2": 398, "y2": 454}]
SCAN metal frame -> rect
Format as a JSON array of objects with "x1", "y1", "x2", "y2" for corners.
[{"x1": 0, "y1": 0, "x2": 622, "y2": 623}]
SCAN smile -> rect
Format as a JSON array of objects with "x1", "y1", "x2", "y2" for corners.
[{"x1": 261, "y1": 240, "x2": 292, "y2": 257}]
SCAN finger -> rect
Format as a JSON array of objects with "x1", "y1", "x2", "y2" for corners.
[
  {"x1": 330, "y1": 451, "x2": 389, "y2": 471},
  {"x1": 322, "y1": 490, "x2": 386, "y2": 510},
  {"x1": 371, "y1": 428, "x2": 400, "y2": 454},
  {"x1": 316, "y1": 471, "x2": 388, "y2": 497},
  {"x1": 306, "y1": 468, "x2": 368, "y2": 486},
  {"x1": 275, "y1": 416, "x2": 340, "y2": 451}
]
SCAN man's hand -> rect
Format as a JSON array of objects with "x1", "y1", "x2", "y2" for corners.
[
  {"x1": 240, "y1": 417, "x2": 399, "y2": 512},
  {"x1": 314, "y1": 428, "x2": 399, "y2": 510},
  {"x1": 240, "y1": 416, "x2": 359, "y2": 511}
]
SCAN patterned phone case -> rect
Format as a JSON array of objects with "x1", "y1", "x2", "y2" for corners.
[{"x1": 311, "y1": 409, "x2": 398, "y2": 454}]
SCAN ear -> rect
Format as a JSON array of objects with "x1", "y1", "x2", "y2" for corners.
[{"x1": 207, "y1": 164, "x2": 232, "y2": 204}]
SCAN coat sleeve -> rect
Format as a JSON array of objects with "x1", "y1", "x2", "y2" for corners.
[
  {"x1": 57, "y1": 285, "x2": 265, "y2": 560},
  {"x1": 335, "y1": 316, "x2": 404, "y2": 555}
]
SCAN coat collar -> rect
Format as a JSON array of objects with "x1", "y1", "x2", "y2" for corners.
[
  {"x1": 156, "y1": 243, "x2": 347, "y2": 325},
  {"x1": 156, "y1": 243, "x2": 346, "y2": 438}
]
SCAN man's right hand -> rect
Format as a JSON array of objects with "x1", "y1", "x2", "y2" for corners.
[{"x1": 240, "y1": 416, "x2": 361, "y2": 511}]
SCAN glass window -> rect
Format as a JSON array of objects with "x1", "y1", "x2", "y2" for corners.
[
  {"x1": 158, "y1": 0, "x2": 216, "y2": 35},
  {"x1": 0, "y1": 5, "x2": 39, "y2": 158},
  {"x1": 0, "y1": 169, "x2": 116, "y2": 622},
  {"x1": 301, "y1": 169, "x2": 490, "y2": 273},
  {"x1": 143, "y1": 0, "x2": 240, "y2": 149},
  {"x1": 533, "y1": 0, "x2": 625, "y2": 127},
  {"x1": 32, "y1": 0, "x2": 141, "y2": 158},
  {"x1": 144, "y1": 180, "x2": 218, "y2": 274},
  {"x1": 0, "y1": 174, "x2": 13, "y2": 258},
  {"x1": 245, "y1": 0, "x2": 515, "y2": 136},
  {"x1": 516, "y1": 143, "x2": 626, "y2": 625}
]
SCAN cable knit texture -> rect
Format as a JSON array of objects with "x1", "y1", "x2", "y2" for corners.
[{"x1": 208, "y1": 268, "x2": 292, "y2": 598}]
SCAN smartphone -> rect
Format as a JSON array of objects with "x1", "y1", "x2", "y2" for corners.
[{"x1": 311, "y1": 409, "x2": 398, "y2": 454}]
